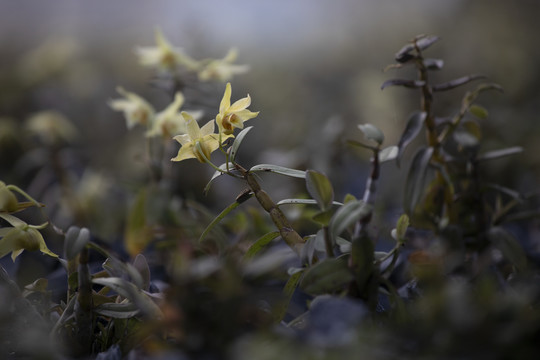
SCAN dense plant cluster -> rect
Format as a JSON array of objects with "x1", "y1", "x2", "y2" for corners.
[{"x1": 1, "y1": 31, "x2": 540, "y2": 359}]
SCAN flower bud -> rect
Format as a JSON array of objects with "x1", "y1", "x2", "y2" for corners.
[{"x1": 0, "y1": 183, "x2": 18, "y2": 212}]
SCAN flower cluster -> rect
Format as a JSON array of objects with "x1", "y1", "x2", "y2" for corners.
[{"x1": 172, "y1": 82, "x2": 258, "y2": 163}]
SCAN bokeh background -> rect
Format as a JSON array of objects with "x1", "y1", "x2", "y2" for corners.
[{"x1": 1, "y1": 0, "x2": 539, "y2": 247}]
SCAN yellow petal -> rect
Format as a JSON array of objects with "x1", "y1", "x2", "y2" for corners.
[
  {"x1": 228, "y1": 94, "x2": 251, "y2": 113},
  {"x1": 236, "y1": 109, "x2": 259, "y2": 122},
  {"x1": 219, "y1": 83, "x2": 232, "y2": 113},
  {"x1": 182, "y1": 112, "x2": 200, "y2": 140},
  {"x1": 171, "y1": 143, "x2": 196, "y2": 162},
  {"x1": 173, "y1": 133, "x2": 191, "y2": 146},
  {"x1": 200, "y1": 120, "x2": 216, "y2": 137},
  {"x1": 222, "y1": 48, "x2": 238, "y2": 63}
]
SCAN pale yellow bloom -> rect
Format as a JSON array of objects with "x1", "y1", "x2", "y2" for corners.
[
  {"x1": 136, "y1": 28, "x2": 199, "y2": 72},
  {"x1": 216, "y1": 83, "x2": 259, "y2": 135},
  {"x1": 26, "y1": 110, "x2": 78, "y2": 145},
  {"x1": 109, "y1": 87, "x2": 155, "y2": 129},
  {"x1": 198, "y1": 48, "x2": 249, "y2": 82},
  {"x1": 171, "y1": 112, "x2": 231, "y2": 163},
  {"x1": 0, "y1": 214, "x2": 57, "y2": 261}
]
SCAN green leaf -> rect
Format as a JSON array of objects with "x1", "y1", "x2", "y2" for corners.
[
  {"x1": 276, "y1": 198, "x2": 343, "y2": 207},
  {"x1": 312, "y1": 209, "x2": 334, "y2": 226},
  {"x1": 204, "y1": 162, "x2": 235, "y2": 194},
  {"x1": 243, "y1": 231, "x2": 280, "y2": 260},
  {"x1": 358, "y1": 124, "x2": 384, "y2": 145},
  {"x1": 378, "y1": 146, "x2": 398, "y2": 163},
  {"x1": 92, "y1": 277, "x2": 161, "y2": 318},
  {"x1": 229, "y1": 126, "x2": 253, "y2": 162},
  {"x1": 396, "y1": 111, "x2": 426, "y2": 167},
  {"x1": 199, "y1": 199, "x2": 243, "y2": 243},
  {"x1": 300, "y1": 257, "x2": 354, "y2": 295},
  {"x1": 488, "y1": 227, "x2": 527, "y2": 271},
  {"x1": 305, "y1": 170, "x2": 334, "y2": 211},
  {"x1": 274, "y1": 270, "x2": 303, "y2": 322},
  {"x1": 329, "y1": 200, "x2": 372, "y2": 241},
  {"x1": 432, "y1": 74, "x2": 486, "y2": 92},
  {"x1": 64, "y1": 226, "x2": 90, "y2": 260},
  {"x1": 350, "y1": 232, "x2": 374, "y2": 290},
  {"x1": 477, "y1": 147, "x2": 523, "y2": 162},
  {"x1": 469, "y1": 105, "x2": 489, "y2": 119},
  {"x1": 403, "y1": 147, "x2": 434, "y2": 214},
  {"x1": 395, "y1": 214, "x2": 409, "y2": 244},
  {"x1": 423, "y1": 58, "x2": 444, "y2": 70},
  {"x1": 124, "y1": 188, "x2": 150, "y2": 257},
  {"x1": 94, "y1": 302, "x2": 141, "y2": 319},
  {"x1": 249, "y1": 164, "x2": 306, "y2": 179},
  {"x1": 133, "y1": 254, "x2": 151, "y2": 291}
]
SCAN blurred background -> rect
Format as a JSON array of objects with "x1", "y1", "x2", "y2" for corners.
[{"x1": 1, "y1": 0, "x2": 539, "y2": 249}]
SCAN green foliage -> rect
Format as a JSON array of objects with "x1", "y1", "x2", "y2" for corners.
[{"x1": 1, "y1": 32, "x2": 540, "y2": 360}]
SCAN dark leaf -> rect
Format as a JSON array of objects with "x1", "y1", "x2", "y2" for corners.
[
  {"x1": 329, "y1": 200, "x2": 372, "y2": 241},
  {"x1": 477, "y1": 147, "x2": 523, "y2": 162},
  {"x1": 249, "y1": 164, "x2": 306, "y2": 179},
  {"x1": 379, "y1": 146, "x2": 399, "y2": 163},
  {"x1": 488, "y1": 227, "x2": 527, "y2": 271},
  {"x1": 243, "y1": 231, "x2": 280, "y2": 260},
  {"x1": 306, "y1": 170, "x2": 334, "y2": 211},
  {"x1": 423, "y1": 58, "x2": 444, "y2": 70},
  {"x1": 229, "y1": 126, "x2": 253, "y2": 162},
  {"x1": 469, "y1": 105, "x2": 489, "y2": 119},
  {"x1": 358, "y1": 124, "x2": 384, "y2": 145},
  {"x1": 300, "y1": 257, "x2": 354, "y2": 295},
  {"x1": 432, "y1": 74, "x2": 486, "y2": 92},
  {"x1": 381, "y1": 79, "x2": 426, "y2": 90},
  {"x1": 396, "y1": 111, "x2": 426, "y2": 167},
  {"x1": 64, "y1": 226, "x2": 90, "y2": 260},
  {"x1": 403, "y1": 147, "x2": 434, "y2": 214}
]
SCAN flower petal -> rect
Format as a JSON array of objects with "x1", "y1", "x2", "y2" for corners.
[
  {"x1": 228, "y1": 94, "x2": 251, "y2": 113},
  {"x1": 171, "y1": 143, "x2": 196, "y2": 162},
  {"x1": 173, "y1": 133, "x2": 191, "y2": 146},
  {"x1": 219, "y1": 83, "x2": 232, "y2": 113},
  {"x1": 200, "y1": 120, "x2": 216, "y2": 137},
  {"x1": 182, "y1": 112, "x2": 200, "y2": 140}
]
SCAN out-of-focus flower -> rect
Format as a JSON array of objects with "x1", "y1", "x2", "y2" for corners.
[
  {"x1": 198, "y1": 48, "x2": 249, "y2": 82},
  {"x1": 0, "y1": 214, "x2": 57, "y2": 261},
  {"x1": 171, "y1": 112, "x2": 231, "y2": 163},
  {"x1": 136, "y1": 28, "x2": 199, "y2": 72},
  {"x1": 146, "y1": 92, "x2": 203, "y2": 139},
  {"x1": 216, "y1": 83, "x2": 259, "y2": 136},
  {"x1": 0, "y1": 181, "x2": 18, "y2": 213},
  {"x1": 25, "y1": 110, "x2": 78, "y2": 146},
  {"x1": 109, "y1": 87, "x2": 155, "y2": 130}
]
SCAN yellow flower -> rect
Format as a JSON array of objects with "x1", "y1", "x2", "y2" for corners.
[
  {"x1": 0, "y1": 181, "x2": 18, "y2": 213},
  {"x1": 198, "y1": 48, "x2": 249, "y2": 82},
  {"x1": 109, "y1": 87, "x2": 155, "y2": 129},
  {"x1": 171, "y1": 112, "x2": 231, "y2": 163},
  {"x1": 146, "y1": 92, "x2": 185, "y2": 138},
  {"x1": 216, "y1": 83, "x2": 259, "y2": 135},
  {"x1": 26, "y1": 110, "x2": 78, "y2": 146},
  {"x1": 0, "y1": 214, "x2": 57, "y2": 261},
  {"x1": 136, "y1": 28, "x2": 199, "y2": 72}
]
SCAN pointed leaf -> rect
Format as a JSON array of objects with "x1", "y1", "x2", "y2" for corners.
[
  {"x1": 229, "y1": 126, "x2": 253, "y2": 162},
  {"x1": 277, "y1": 198, "x2": 343, "y2": 207},
  {"x1": 306, "y1": 170, "x2": 334, "y2": 211},
  {"x1": 477, "y1": 147, "x2": 523, "y2": 162},
  {"x1": 358, "y1": 124, "x2": 384, "y2": 145},
  {"x1": 396, "y1": 111, "x2": 426, "y2": 167},
  {"x1": 243, "y1": 231, "x2": 280, "y2": 260},
  {"x1": 403, "y1": 147, "x2": 434, "y2": 214},
  {"x1": 204, "y1": 162, "x2": 236, "y2": 194},
  {"x1": 94, "y1": 302, "x2": 141, "y2": 319},
  {"x1": 249, "y1": 164, "x2": 306, "y2": 179},
  {"x1": 432, "y1": 74, "x2": 486, "y2": 92},
  {"x1": 381, "y1": 79, "x2": 426, "y2": 90},
  {"x1": 300, "y1": 257, "x2": 353, "y2": 295},
  {"x1": 133, "y1": 254, "x2": 151, "y2": 291},
  {"x1": 199, "y1": 199, "x2": 242, "y2": 243},
  {"x1": 395, "y1": 214, "x2": 409, "y2": 244},
  {"x1": 423, "y1": 58, "x2": 444, "y2": 70},
  {"x1": 274, "y1": 270, "x2": 303, "y2": 322}
]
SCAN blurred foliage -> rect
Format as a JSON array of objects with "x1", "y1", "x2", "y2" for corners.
[{"x1": 2, "y1": 2, "x2": 540, "y2": 359}]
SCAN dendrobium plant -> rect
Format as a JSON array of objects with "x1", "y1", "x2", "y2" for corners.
[
  {"x1": 109, "y1": 87, "x2": 155, "y2": 129},
  {"x1": 171, "y1": 112, "x2": 231, "y2": 163},
  {"x1": 197, "y1": 48, "x2": 250, "y2": 82},
  {"x1": 0, "y1": 214, "x2": 57, "y2": 261},
  {"x1": 135, "y1": 28, "x2": 199, "y2": 72},
  {"x1": 216, "y1": 82, "x2": 259, "y2": 136}
]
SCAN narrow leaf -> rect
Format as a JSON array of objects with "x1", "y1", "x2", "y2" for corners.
[
  {"x1": 249, "y1": 164, "x2": 306, "y2": 179},
  {"x1": 204, "y1": 162, "x2": 236, "y2": 194},
  {"x1": 381, "y1": 79, "x2": 426, "y2": 90},
  {"x1": 395, "y1": 214, "x2": 410, "y2": 243},
  {"x1": 403, "y1": 147, "x2": 434, "y2": 214},
  {"x1": 277, "y1": 198, "x2": 343, "y2": 207},
  {"x1": 432, "y1": 74, "x2": 486, "y2": 92},
  {"x1": 306, "y1": 170, "x2": 334, "y2": 211},
  {"x1": 423, "y1": 58, "x2": 444, "y2": 70},
  {"x1": 396, "y1": 111, "x2": 426, "y2": 167},
  {"x1": 243, "y1": 231, "x2": 280, "y2": 260},
  {"x1": 274, "y1": 270, "x2": 303, "y2": 322},
  {"x1": 199, "y1": 200, "x2": 242, "y2": 243},
  {"x1": 124, "y1": 188, "x2": 150, "y2": 257},
  {"x1": 477, "y1": 147, "x2": 523, "y2": 162},
  {"x1": 229, "y1": 126, "x2": 253, "y2": 162},
  {"x1": 94, "y1": 302, "x2": 141, "y2": 319}
]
